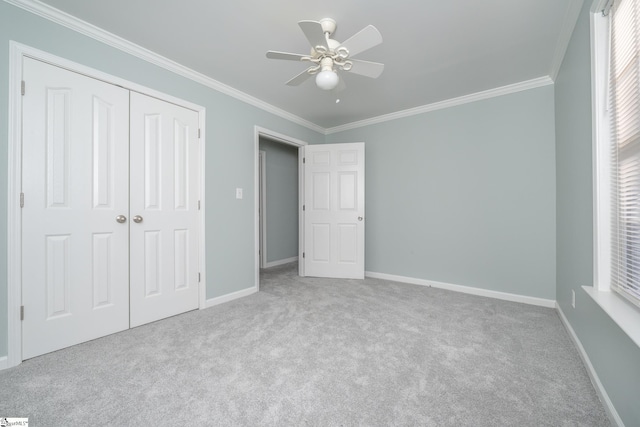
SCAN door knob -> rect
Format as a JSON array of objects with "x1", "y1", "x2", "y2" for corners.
[
  {"x1": 133, "y1": 215, "x2": 143, "y2": 223},
  {"x1": 358, "y1": 216, "x2": 363, "y2": 221},
  {"x1": 116, "y1": 215, "x2": 127, "y2": 223}
]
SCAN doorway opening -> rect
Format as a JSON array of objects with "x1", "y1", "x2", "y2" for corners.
[{"x1": 254, "y1": 127, "x2": 308, "y2": 290}]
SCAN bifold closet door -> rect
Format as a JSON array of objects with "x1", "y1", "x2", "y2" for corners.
[
  {"x1": 21, "y1": 57, "x2": 131, "y2": 359},
  {"x1": 129, "y1": 92, "x2": 200, "y2": 327}
]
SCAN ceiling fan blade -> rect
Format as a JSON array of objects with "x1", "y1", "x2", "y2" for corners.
[
  {"x1": 266, "y1": 51, "x2": 307, "y2": 61},
  {"x1": 348, "y1": 59, "x2": 384, "y2": 78},
  {"x1": 298, "y1": 20, "x2": 327, "y2": 49},
  {"x1": 339, "y1": 25, "x2": 383, "y2": 57},
  {"x1": 286, "y1": 68, "x2": 313, "y2": 86}
]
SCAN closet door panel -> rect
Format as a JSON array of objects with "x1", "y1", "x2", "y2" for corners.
[
  {"x1": 22, "y1": 58, "x2": 130, "y2": 359},
  {"x1": 129, "y1": 92, "x2": 200, "y2": 327}
]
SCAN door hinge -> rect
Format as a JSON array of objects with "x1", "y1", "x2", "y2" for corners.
[
  {"x1": 303, "y1": 157, "x2": 306, "y2": 164},
  {"x1": 21, "y1": 80, "x2": 25, "y2": 96},
  {"x1": 20, "y1": 192, "x2": 24, "y2": 208},
  {"x1": 198, "y1": 128, "x2": 201, "y2": 139},
  {"x1": 303, "y1": 204, "x2": 305, "y2": 211},
  {"x1": 303, "y1": 252, "x2": 305, "y2": 258},
  {"x1": 198, "y1": 200, "x2": 201, "y2": 210},
  {"x1": 20, "y1": 305, "x2": 24, "y2": 321},
  {"x1": 198, "y1": 272, "x2": 201, "y2": 282}
]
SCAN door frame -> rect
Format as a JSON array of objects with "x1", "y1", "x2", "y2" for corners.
[
  {"x1": 6, "y1": 41, "x2": 207, "y2": 369},
  {"x1": 254, "y1": 127, "x2": 308, "y2": 290},
  {"x1": 258, "y1": 150, "x2": 267, "y2": 268}
]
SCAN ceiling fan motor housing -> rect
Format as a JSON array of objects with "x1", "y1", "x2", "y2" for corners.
[{"x1": 319, "y1": 18, "x2": 337, "y2": 36}]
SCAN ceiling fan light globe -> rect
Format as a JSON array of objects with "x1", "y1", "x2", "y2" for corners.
[{"x1": 316, "y1": 70, "x2": 339, "y2": 90}]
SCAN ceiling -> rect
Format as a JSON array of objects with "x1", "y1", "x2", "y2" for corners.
[{"x1": 31, "y1": 0, "x2": 579, "y2": 130}]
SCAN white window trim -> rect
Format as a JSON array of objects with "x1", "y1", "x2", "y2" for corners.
[{"x1": 589, "y1": 0, "x2": 640, "y2": 348}]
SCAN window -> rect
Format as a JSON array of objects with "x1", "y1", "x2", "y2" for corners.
[
  {"x1": 606, "y1": 0, "x2": 640, "y2": 307},
  {"x1": 591, "y1": 0, "x2": 640, "y2": 346}
]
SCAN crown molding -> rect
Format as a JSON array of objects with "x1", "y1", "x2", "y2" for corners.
[
  {"x1": 3, "y1": 0, "x2": 326, "y2": 135},
  {"x1": 325, "y1": 76, "x2": 554, "y2": 135},
  {"x1": 6, "y1": 0, "x2": 565, "y2": 137},
  {"x1": 549, "y1": 0, "x2": 584, "y2": 81}
]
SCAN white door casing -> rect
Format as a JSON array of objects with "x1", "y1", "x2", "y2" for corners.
[
  {"x1": 259, "y1": 150, "x2": 267, "y2": 269},
  {"x1": 129, "y1": 92, "x2": 200, "y2": 327},
  {"x1": 304, "y1": 143, "x2": 365, "y2": 279},
  {"x1": 21, "y1": 57, "x2": 131, "y2": 359}
]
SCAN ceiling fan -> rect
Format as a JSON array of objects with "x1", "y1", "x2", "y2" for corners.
[{"x1": 266, "y1": 18, "x2": 384, "y2": 91}]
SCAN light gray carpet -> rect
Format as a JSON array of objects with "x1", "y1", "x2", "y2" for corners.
[{"x1": 0, "y1": 262, "x2": 609, "y2": 426}]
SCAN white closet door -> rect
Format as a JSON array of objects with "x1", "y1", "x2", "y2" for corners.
[
  {"x1": 304, "y1": 143, "x2": 365, "y2": 279},
  {"x1": 129, "y1": 92, "x2": 200, "y2": 327},
  {"x1": 22, "y1": 58, "x2": 131, "y2": 359}
]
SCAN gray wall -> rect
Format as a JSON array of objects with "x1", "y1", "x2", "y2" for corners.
[
  {"x1": 326, "y1": 86, "x2": 557, "y2": 300},
  {"x1": 555, "y1": 2, "x2": 640, "y2": 425},
  {"x1": 0, "y1": 2, "x2": 324, "y2": 358},
  {"x1": 2, "y1": 7, "x2": 639, "y2": 424},
  {"x1": 259, "y1": 138, "x2": 299, "y2": 264}
]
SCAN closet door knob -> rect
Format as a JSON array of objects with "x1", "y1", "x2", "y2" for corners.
[
  {"x1": 116, "y1": 215, "x2": 127, "y2": 223},
  {"x1": 133, "y1": 215, "x2": 143, "y2": 223}
]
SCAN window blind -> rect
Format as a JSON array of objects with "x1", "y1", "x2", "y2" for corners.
[{"x1": 610, "y1": 0, "x2": 640, "y2": 307}]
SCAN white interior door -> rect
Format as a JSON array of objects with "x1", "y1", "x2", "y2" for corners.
[
  {"x1": 21, "y1": 57, "x2": 130, "y2": 359},
  {"x1": 304, "y1": 143, "x2": 365, "y2": 279},
  {"x1": 129, "y1": 92, "x2": 200, "y2": 327}
]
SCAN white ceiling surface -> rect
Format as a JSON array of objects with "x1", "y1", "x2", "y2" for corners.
[{"x1": 35, "y1": 0, "x2": 576, "y2": 130}]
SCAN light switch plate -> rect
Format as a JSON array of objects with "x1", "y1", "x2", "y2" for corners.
[{"x1": 236, "y1": 188, "x2": 243, "y2": 199}]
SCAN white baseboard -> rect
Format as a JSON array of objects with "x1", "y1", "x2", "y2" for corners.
[
  {"x1": 556, "y1": 304, "x2": 623, "y2": 427},
  {"x1": 205, "y1": 287, "x2": 257, "y2": 309},
  {"x1": 365, "y1": 271, "x2": 556, "y2": 308},
  {"x1": 0, "y1": 356, "x2": 7, "y2": 371},
  {"x1": 264, "y1": 256, "x2": 298, "y2": 269}
]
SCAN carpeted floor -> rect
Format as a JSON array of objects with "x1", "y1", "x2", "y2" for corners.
[{"x1": 0, "y1": 262, "x2": 609, "y2": 426}]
